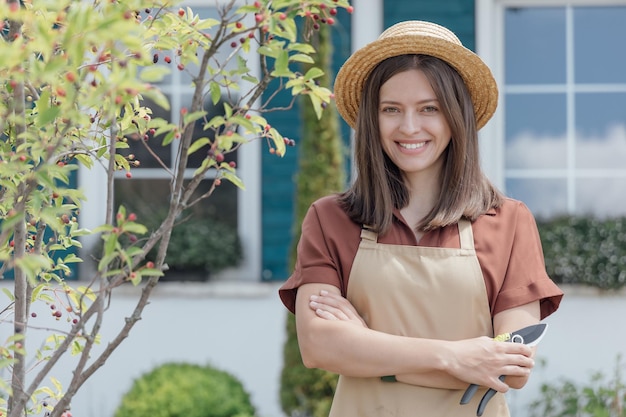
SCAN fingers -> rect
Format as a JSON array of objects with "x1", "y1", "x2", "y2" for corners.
[
  {"x1": 308, "y1": 290, "x2": 368, "y2": 327},
  {"x1": 448, "y1": 337, "x2": 536, "y2": 392}
]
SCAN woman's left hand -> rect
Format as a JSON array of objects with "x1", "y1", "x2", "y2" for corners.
[{"x1": 309, "y1": 290, "x2": 369, "y2": 328}]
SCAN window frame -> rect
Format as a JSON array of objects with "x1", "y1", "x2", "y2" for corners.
[{"x1": 477, "y1": 0, "x2": 626, "y2": 217}]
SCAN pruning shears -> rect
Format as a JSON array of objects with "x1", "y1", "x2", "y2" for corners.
[{"x1": 459, "y1": 323, "x2": 548, "y2": 416}]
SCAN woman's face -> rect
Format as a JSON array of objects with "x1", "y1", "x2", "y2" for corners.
[{"x1": 378, "y1": 69, "x2": 451, "y2": 182}]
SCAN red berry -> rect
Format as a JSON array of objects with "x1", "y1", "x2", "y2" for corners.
[
  {"x1": 326, "y1": 17, "x2": 335, "y2": 25},
  {"x1": 177, "y1": 63, "x2": 185, "y2": 71},
  {"x1": 125, "y1": 172, "x2": 132, "y2": 178},
  {"x1": 31, "y1": 312, "x2": 37, "y2": 318},
  {"x1": 180, "y1": 107, "x2": 188, "y2": 115},
  {"x1": 164, "y1": 56, "x2": 172, "y2": 64},
  {"x1": 215, "y1": 153, "x2": 225, "y2": 163},
  {"x1": 146, "y1": 261, "x2": 155, "y2": 268},
  {"x1": 230, "y1": 41, "x2": 238, "y2": 48},
  {"x1": 229, "y1": 161, "x2": 236, "y2": 168},
  {"x1": 178, "y1": 8, "x2": 185, "y2": 17},
  {"x1": 279, "y1": 13, "x2": 286, "y2": 20},
  {"x1": 247, "y1": 32, "x2": 255, "y2": 39},
  {"x1": 235, "y1": 22, "x2": 243, "y2": 29},
  {"x1": 128, "y1": 212, "x2": 137, "y2": 221},
  {"x1": 253, "y1": 1, "x2": 261, "y2": 7},
  {"x1": 254, "y1": 13, "x2": 263, "y2": 22},
  {"x1": 65, "y1": 72, "x2": 76, "y2": 82},
  {"x1": 153, "y1": 53, "x2": 159, "y2": 63},
  {"x1": 346, "y1": 6, "x2": 354, "y2": 13},
  {"x1": 214, "y1": 178, "x2": 222, "y2": 186},
  {"x1": 330, "y1": 8, "x2": 337, "y2": 16}
]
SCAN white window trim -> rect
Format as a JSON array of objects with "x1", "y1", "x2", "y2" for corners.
[{"x1": 476, "y1": 0, "x2": 626, "y2": 197}]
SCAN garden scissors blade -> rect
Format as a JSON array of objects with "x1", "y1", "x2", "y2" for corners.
[{"x1": 459, "y1": 323, "x2": 548, "y2": 416}]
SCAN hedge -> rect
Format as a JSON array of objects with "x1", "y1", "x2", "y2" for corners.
[{"x1": 538, "y1": 215, "x2": 626, "y2": 290}]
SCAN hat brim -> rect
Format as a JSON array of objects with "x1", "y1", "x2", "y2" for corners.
[{"x1": 334, "y1": 35, "x2": 498, "y2": 130}]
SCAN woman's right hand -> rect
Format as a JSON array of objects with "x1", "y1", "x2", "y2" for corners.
[
  {"x1": 308, "y1": 290, "x2": 369, "y2": 328},
  {"x1": 441, "y1": 336, "x2": 535, "y2": 392}
]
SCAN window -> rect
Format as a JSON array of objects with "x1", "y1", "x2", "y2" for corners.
[
  {"x1": 107, "y1": 3, "x2": 261, "y2": 281},
  {"x1": 477, "y1": 1, "x2": 626, "y2": 220}
]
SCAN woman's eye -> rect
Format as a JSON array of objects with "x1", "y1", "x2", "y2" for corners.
[
  {"x1": 423, "y1": 106, "x2": 438, "y2": 113},
  {"x1": 381, "y1": 107, "x2": 399, "y2": 113}
]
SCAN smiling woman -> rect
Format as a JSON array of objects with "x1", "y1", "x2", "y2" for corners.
[{"x1": 279, "y1": 20, "x2": 563, "y2": 417}]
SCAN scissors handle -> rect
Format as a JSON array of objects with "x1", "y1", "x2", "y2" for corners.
[
  {"x1": 460, "y1": 383, "x2": 479, "y2": 404},
  {"x1": 476, "y1": 376, "x2": 506, "y2": 416}
]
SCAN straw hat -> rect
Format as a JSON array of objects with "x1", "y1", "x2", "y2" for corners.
[{"x1": 334, "y1": 20, "x2": 498, "y2": 130}]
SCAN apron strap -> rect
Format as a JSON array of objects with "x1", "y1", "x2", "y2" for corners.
[
  {"x1": 360, "y1": 226, "x2": 378, "y2": 242},
  {"x1": 458, "y1": 219, "x2": 475, "y2": 250}
]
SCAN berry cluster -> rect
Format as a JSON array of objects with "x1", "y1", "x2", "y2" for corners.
[{"x1": 303, "y1": 2, "x2": 354, "y2": 30}]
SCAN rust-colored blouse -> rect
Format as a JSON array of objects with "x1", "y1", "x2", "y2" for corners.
[{"x1": 279, "y1": 195, "x2": 563, "y2": 319}]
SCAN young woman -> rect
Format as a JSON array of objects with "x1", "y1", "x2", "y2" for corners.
[{"x1": 279, "y1": 20, "x2": 563, "y2": 416}]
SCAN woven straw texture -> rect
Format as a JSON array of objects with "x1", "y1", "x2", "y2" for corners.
[{"x1": 334, "y1": 21, "x2": 498, "y2": 130}]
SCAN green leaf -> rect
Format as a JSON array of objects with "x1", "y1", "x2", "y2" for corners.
[
  {"x1": 304, "y1": 67, "x2": 324, "y2": 81},
  {"x1": 209, "y1": 82, "x2": 222, "y2": 105},
  {"x1": 220, "y1": 171, "x2": 245, "y2": 190},
  {"x1": 142, "y1": 88, "x2": 171, "y2": 111},
  {"x1": 2, "y1": 288, "x2": 14, "y2": 302},
  {"x1": 308, "y1": 94, "x2": 324, "y2": 120},
  {"x1": 62, "y1": 253, "x2": 83, "y2": 264},
  {"x1": 14, "y1": 255, "x2": 53, "y2": 281},
  {"x1": 140, "y1": 66, "x2": 171, "y2": 82},
  {"x1": 188, "y1": 137, "x2": 210, "y2": 155},
  {"x1": 271, "y1": 50, "x2": 291, "y2": 77},
  {"x1": 30, "y1": 284, "x2": 48, "y2": 303},
  {"x1": 258, "y1": 45, "x2": 280, "y2": 59},
  {"x1": 288, "y1": 43, "x2": 316, "y2": 54},
  {"x1": 183, "y1": 111, "x2": 207, "y2": 126},
  {"x1": 289, "y1": 54, "x2": 314, "y2": 64},
  {"x1": 141, "y1": 268, "x2": 164, "y2": 277},
  {"x1": 269, "y1": 127, "x2": 286, "y2": 157}
]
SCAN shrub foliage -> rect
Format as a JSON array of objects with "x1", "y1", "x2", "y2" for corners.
[
  {"x1": 114, "y1": 362, "x2": 255, "y2": 417},
  {"x1": 538, "y1": 216, "x2": 626, "y2": 290}
]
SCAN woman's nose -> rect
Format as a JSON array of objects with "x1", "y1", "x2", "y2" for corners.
[{"x1": 398, "y1": 112, "x2": 421, "y2": 135}]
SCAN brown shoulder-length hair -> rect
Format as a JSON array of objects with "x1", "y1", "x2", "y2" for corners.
[{"x1": 338, "y1": 54, "x2": 503, "y2": 234}]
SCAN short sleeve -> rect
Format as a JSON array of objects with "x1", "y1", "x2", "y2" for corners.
[
  {"x1": 491, "y1": 201, "x2": 563, "y2": 319},
  {"x1": 278, "y1": 202, "x2": 344, "y2": 314}
]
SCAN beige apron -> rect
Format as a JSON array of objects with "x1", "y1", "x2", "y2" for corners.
[{"x1": 329, "y1": 219, "x2": 509, "y2": 417}]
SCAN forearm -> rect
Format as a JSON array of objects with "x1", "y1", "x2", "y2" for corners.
[{"x1": 297, "y1": 315, "x2": 448, "y2": 377}]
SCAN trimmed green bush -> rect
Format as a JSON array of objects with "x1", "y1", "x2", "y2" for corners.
[
  {"x1": 537, "y1": 216, "x2": 626, "y2": 290},
  {"x1": 114, "y1": 362, "x2": 256, "y2": 417}
]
